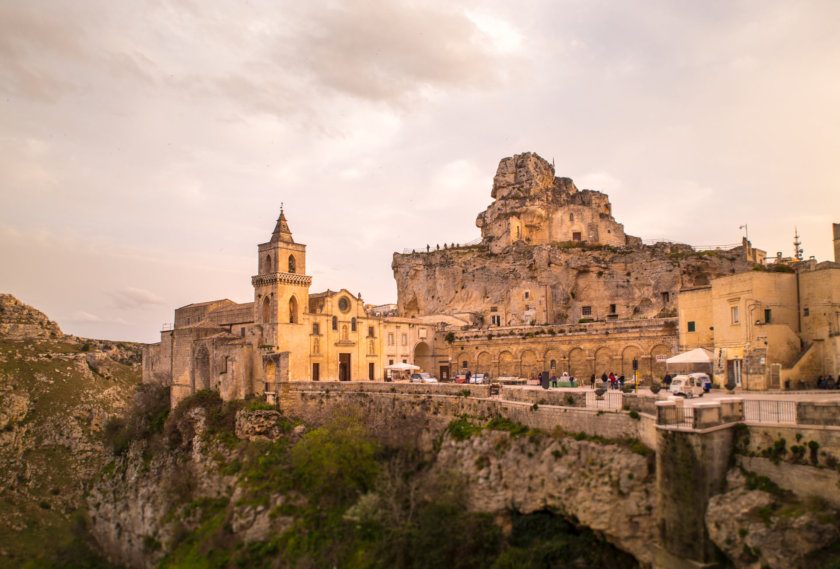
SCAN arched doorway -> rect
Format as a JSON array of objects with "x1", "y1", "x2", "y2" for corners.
[
  {"x1": 194, "y1": 345, "x2": 210, "y2": 391},
  {"x1": 594, "y1": 347, "x2": 613, "y2": 377},
  {"x1": 499, "y1": 351, "x2": 515, "y2": 377},
  {"x1": 477, "y1": 351, "x2": 492, "y2": 376},
  {"x1": 520, "y1": 349, "x2": 538, "y2": 380},
  {"x1": 568, "y1": 347, "x2": 587, "y2": 379},
  {"x1": 413, "y1": 342, "x2": 433, "y2": 375},
  {"x1": 650, "y1": 344, "x2": 671, "y2": 380}
]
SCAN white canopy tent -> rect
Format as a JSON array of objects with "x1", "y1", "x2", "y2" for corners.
[
  {"x1": 384, "y1": 362, "x2": 419, "y2": 381},
  {"x1": 665, "y1": 348, "x2": 714, "y2": 375}
]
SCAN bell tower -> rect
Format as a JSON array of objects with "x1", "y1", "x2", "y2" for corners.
[{"x1": 252, "y1": 207, "x2": 312, "y2": 347}]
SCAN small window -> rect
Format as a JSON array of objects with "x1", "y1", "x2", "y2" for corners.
[
  {"x1": 524, "y1": 291, "x2": 530, "y2": 299},
  {"x1": 312, "y1": 323, "x2": 320, "y2": 335},
  {"x1": 288, "y1": 254, "x2": 296, "y2": 273},
  {"x1": 581, "y1": 306, "x2": 592, "y2": 316},
  {"x1": 388, "y1": 333, "x2": 394, "y2": 345},
  {"x1": 572, "y1": 232, "x2": 582, "y2": 242},
  {"x1": 764, "y1": 309, "x2": 771, "y2": 324},
  {"x1": 351, "y1": 317, "x2": 356, "y2": 332},
  {"x1": 803, "y1": 308, "x2": 810, "y2": 317},
  {"x1": 186, "y1": 317, "x2": 190, "y2": 325},
  {"x1": 401, "y1": 333, "x2": 408, "y2": 346},
  {"x1": 332, "y1": 316, "x2": 337, "y2": 330},
  {"x1": 661, "y1": 292, "x2": 670, "y2": 303},
  {"x1": 609, "y1": 304, "x2": 616, "y2": 314},
  {"x1": 731, "y1": 306, "x2": 740, "y2": 324},
  {"x1": 491, "y1": 314, "x2": 501, "y2": 326},
  {"x1": 569, "y1": 213, "x2": 574, "y2": 222},
  {"x1": 368, "y1": 326, "x2": 374, "y2": 337},
  {"x1": 490, "y1": 306, "x2": 498, "y2": 313},
  {"x1": 240, "y1": 327, "x2": 245, "y2": 337},
  {"x1": 687, "y1": 321, "x2": 696, "y2": 332},
  {"x1": 462, "y1": 360, "x2": 468, "y2": 368},
  {"x1": 550, "y1": 359, "x2": 556, "y2": 369}
]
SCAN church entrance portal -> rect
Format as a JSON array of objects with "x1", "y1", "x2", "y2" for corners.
[{"x1": 339, "y1": 353, "x2": 351, "y2": 381}]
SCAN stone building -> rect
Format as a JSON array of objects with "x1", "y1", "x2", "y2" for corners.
[
  {"x1": 143, "y1": 210, "x2": 449, "y2": 407},
  {"x1": 678, "y1": 255, "x2": 840, "y2": 389}
]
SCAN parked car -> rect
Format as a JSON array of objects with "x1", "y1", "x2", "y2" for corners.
[
  {"x1": 669, "y1": 374, "x2": 708, "y2": 398},
  {"x1": 470, "y1": 373, "x2": 487, "y2": 384},
  {"x1": 410, "y1": 372, "x2": 438, "y2": 384},
  {"x1": 687, "y1": 372, "x2": 712, "y2": 392}
]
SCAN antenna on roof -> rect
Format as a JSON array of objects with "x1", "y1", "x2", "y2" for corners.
[{"x1": 794, "y1": 227, "x2": 803, "y2": 261}]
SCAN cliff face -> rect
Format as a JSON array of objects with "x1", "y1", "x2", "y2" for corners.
[
  {"x1": 393, "y1": 241, "x2": 754, "y2": 325},
  {"x1": 0, "y1": 294, "x2": 141, "y2": 566},
  {"x1": 393, "y1": 152, "x2": 756, "y2": 325},
  {"x1": 0, "y1": 294, "x2": 63, "y2": 339}
]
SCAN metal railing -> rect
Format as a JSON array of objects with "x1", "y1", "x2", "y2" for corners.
[
  {"x1": 658, "y1": 405, "x2": 695, "y2": 429},
  {"x1": 641, "y1": 239, "x2": 741, "y2": 251},
  {"x1": 744, "y1": 400, "x2": 797, "y2": 424},
  {"x1": 401, "y1": 237, "x2": 483, "y2": 254},
  {"x1": 585, "y1": 391, "x2": 623, "y2": 410}
]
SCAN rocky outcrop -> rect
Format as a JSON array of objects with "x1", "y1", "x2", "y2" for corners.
[
  {"x1": 393, "y1": 153, "x2": 757, "y2": 324},
  {"x1": 0, "y1": 293, "x2": 62, "y2": 339},
  {"x1": 0, "y1": 294, "x2": 142, "y2": 565},
  {"x1": 434, "y1": 429, "x2": 657, "y2": 565},
  {"x1": 707, "y1": 469, "x2": 840, "y2": 569}
]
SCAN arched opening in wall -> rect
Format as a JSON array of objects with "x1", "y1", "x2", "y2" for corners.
[
  {"x1": 194, "y1": 345, "x2": 210, "y2": 391},
  {"x1": 544, "y1": 349, "x2": 563, "y2": 373},
  {"x1": 520, "y1": 350, "x2": 538, "y2": 379},
  {"x1": 456, "y1": 351, "x2": 470, "y2": 372},
  {"x1": 351, "y1": 317, "x2": 356, "y2": 332},
  {"x1": 594, "y1": 347, "x2": 613, "y2": 376},
  {"x1": 288, "y1": 254, "x2": 296, "y2": 273},
  {"x1": 499, "y1": 351, "x2": 515, "y2": 377},
  {"x1": 568, "y1": 347, "x2": 588, "y2": 379},
  {"x1": 622, "y1": 345, "x2": 643, "y2": 378},
  {"x1": 413, "y1": 341, "x2": 433, "y2": 375},
  {"x1": 650, "y1": 344, "x2": 672, "y2": 380},
  {"x1": 262, "y1": 296, "x2": 271, "y2": 323},
  {"x1": 332, "y1": 316, "x2": 337, "y2": 330},
  {"x1": 263, "y1": 254, "x2": 272, "y2": 273},
  {"x1": 289, "y1": 296, "x2": 298, "y2": 324},
  {"x1": 477, "y1": 351, "x2": 492, "y2": 376}
]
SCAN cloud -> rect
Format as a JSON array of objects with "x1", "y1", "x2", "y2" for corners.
[{"x1": 109, "y1": 287, "x2": 166, "y2": 310}]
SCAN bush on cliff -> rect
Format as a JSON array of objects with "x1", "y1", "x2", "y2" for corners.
[{"x1": 102, "y1": 383, "x2": 169, "y2": 455}]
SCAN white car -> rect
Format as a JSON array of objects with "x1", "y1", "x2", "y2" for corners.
[
  {"x1": 669, "y1": 374, "x2": 709, "y2": 398},
  {"x1": 470, "y1": 373, "x2": 487, "y2": 384},
  {"x1": 410, "y1": 372, "x2": 438, "y2": 384}
]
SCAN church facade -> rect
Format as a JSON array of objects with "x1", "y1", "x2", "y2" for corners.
[{"x1": 142, "y1": 210, "x2": 449, "y2": 407}]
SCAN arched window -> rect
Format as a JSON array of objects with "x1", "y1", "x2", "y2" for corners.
[
  {"x1": 569, "y1": 213, "x2": 574, "y2": 222},
  {"x1": 262, "y1": 297, "x2": 271, "y2": 322},
  {"x1": 289, "y1": 296, "x2": 298, "y2": 324},
  {"x1": 264, "y1": 254, "x2": 272, "y2": 273},
  {"x1": 550, "y1": 359, "x2": 556, "y2": 369},
  {"x1": 332, "y1": 316, "x2": 337, "y2": 330},
  {"x1": 351, "y1": 317, "x2": 356, "y2": 332},
  {"x1": 288, "y1": 254, "x2": 296, "y2": 273}
]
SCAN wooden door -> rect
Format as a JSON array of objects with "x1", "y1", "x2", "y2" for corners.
[{"x1": 339, "y1": 353, "x2": 351, "y2": 381}]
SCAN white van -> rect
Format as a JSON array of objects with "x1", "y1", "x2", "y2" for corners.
[{"x1": 669, "y1": 373, "x2": 710, "y2": 398}]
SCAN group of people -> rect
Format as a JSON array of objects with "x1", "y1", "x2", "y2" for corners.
[
  {"x1": 817, "y1": 375, "x2": 839, "y2": 389},
  {"x1": 589, "y1": 372, "x2": 626, "y2": 390}
]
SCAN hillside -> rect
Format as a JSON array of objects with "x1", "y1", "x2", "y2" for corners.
[{"x1": 0, "y1": 294, "x2": 142, "y2": 567}]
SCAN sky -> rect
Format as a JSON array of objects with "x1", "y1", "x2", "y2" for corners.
[{"x1": 2, "y1": 0, "x2": 839, "y2": 343}]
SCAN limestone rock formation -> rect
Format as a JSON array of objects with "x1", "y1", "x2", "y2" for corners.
[
  {"x1": 434, "y1": 429, "x2": 657, "y2": 565},
  {"x1": 0, "y1": 293, "x2": 62, "y2": 339},
  {"x1": 706, "y1": 469, "x2": 840, "y2": 569},
  {"x1": 0, "y1": 294, "x2": 141, "y2": 565},
  {"x1": 393, "y1": 152, "x2": 758, "y2": 325}
]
